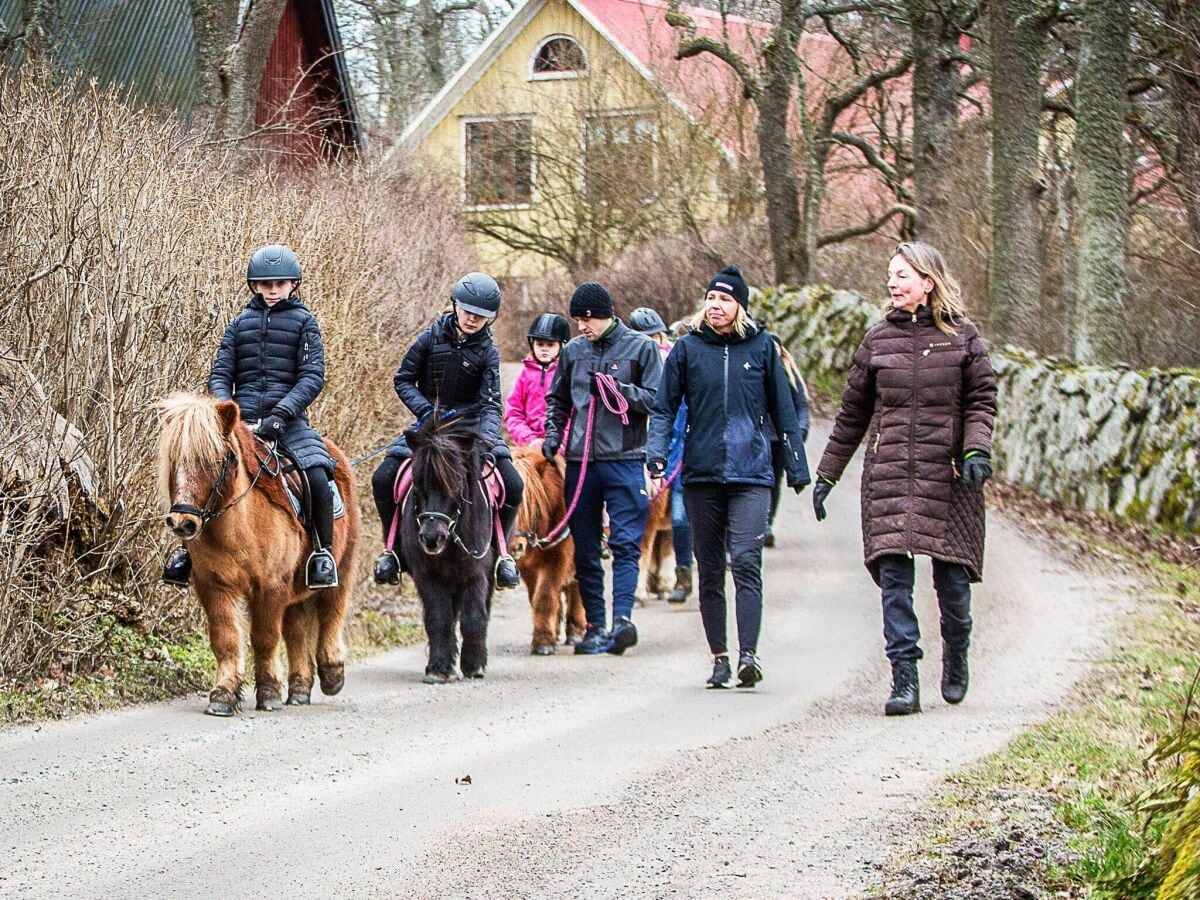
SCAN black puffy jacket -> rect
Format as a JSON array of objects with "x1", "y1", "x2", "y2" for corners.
[
  {"x1": 208, "y1": 294, "x2": 333, "y2": 470},
  {"x1": 392, "y1": 312, "x2": 506, "y2": 456},
  {"x1": 647, "y1": 322, "x2": 810, "y2": 488}
]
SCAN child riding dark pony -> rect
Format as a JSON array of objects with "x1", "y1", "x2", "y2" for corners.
[
  {"x1": 371, "y1": 272, "x2": 524, "y2": 589},
  {"x1": 162, "y1": 244, "x2": 341, "y2": 590}
]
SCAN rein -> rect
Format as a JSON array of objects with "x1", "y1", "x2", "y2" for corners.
[
  {"x1": 169, "y1": 437, "x2": 281, "y2": 524},
  {"x1": 541, "y1": 372, "x2": 628, "y2": 545}
]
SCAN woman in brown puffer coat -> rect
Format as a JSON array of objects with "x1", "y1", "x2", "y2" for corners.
[{"x1": 812, "y1": 242, "x2": 997, "y2": 717}]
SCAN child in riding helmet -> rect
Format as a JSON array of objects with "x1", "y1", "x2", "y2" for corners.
[
  {"x1": 162, "y1": 244, "x2": 340, "y2": 590},
  {"x1": 505, "y1": 313, "x2": 570, "y2": 447},
  {"x1": 370, "y1": 272, "x2": 524, "y2": 590}
]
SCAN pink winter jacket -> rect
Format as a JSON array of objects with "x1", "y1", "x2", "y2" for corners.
[{"x1": 504, "y1": 356, "x2": 557, "y2": 445}]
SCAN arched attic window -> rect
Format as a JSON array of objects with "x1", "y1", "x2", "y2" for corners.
[{"x1": 530, "y1": 35, "x2": 587, "y2": 79}]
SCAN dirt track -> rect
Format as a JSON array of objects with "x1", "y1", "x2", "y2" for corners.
[{"x1": 0, "y1": 419, "x2": 1126, "y2": 898}]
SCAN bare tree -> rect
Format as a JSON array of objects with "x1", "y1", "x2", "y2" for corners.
[{"x1": 667, "y1": 0, "x2": 913, "y2": 285}]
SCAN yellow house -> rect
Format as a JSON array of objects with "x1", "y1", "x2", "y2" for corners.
[{"x1": 386, "y1": 0, "x2": 755, "y2": 281}]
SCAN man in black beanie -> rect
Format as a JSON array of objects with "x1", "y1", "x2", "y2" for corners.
[{"x1": 544, "y1": 282, "x2": 664, "y2": 656}]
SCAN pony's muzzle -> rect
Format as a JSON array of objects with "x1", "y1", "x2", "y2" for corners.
[
  {"x1": 166, "y1": 513, "x2": 201, "y2": 540},
  {"x1": 420, "y1": 532, "x2": 446, "y2": 554}
]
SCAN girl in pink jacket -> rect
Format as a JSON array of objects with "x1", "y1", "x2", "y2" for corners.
[{"x1": 505, "y1": 313, "x2": 571, "y2": 446}]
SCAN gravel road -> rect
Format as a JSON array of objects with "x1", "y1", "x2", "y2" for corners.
[{"x1": 0, "y1": 418, "x2": 1125, "y2": 898}]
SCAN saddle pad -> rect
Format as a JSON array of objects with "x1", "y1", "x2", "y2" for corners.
[{"x1": 284, "y1": 478, "x2": 345, "y2": 523}]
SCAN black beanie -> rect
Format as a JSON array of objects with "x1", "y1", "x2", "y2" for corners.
[
  {"x1": 570, "y1": 282, "x2": 614, "y2": 319},
  {"x1": 707, "y1": 265, "x2": 750, "y2": 309}
]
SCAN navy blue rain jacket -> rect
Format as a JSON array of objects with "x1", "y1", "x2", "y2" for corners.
[
  {"x1": 208, "y1": 294, "x2": 333, "y2": 471},
  {"x1": 647, "y1": 322, "x2": 810, "y2": 488}
]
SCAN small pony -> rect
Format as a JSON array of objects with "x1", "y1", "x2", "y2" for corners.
[
  {"x1": 510, "y1": 446, "x2": 586, "y2": 654},
  {"x1": 637, "y1": 486, "x2": 672, "y2": 603},
  {"x1": 401, "y1": 414, "x2": 496, "y2": 683},
  {"x1": 157, "y1": 393, "x2": 359, "y2": 716}
]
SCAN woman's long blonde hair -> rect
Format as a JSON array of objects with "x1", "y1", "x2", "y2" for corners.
[
  {"x1": 689, "y1": 300, "x2": 752, "y2": 337},
  {"x1": 892, "y1": 241, "x2": 968, "y2": 336}
]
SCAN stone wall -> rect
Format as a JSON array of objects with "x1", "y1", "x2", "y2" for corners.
[{"x1": 754, "y1": 285, "x2": 1200, "y2": 534}]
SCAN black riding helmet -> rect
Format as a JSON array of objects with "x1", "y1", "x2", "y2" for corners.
[
  {"x1": 451, "y1": 272, "x2": 502, "y2": 318},
  {"x1": 247, "y1": 244, "x2": 302, "y2": 289},
  {"x1": 527, "y1": 313, "x2": 571, "y2": 350},
  {"x1": 628, "y1": 306, "x2": 668, "y2": 336}
]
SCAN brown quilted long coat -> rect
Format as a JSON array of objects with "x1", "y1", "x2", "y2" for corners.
[{"x1": 817, "y1": 304, "x2": 997, "y2": 583}]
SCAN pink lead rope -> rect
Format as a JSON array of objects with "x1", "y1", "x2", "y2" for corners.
[{"x1": 541, "y1": 372, "x2": 629, "y2": 545}]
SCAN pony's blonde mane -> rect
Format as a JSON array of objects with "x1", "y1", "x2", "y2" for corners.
[
  {"x1": 155, "y1": 393, "x2": 228, "y2": 507},
  {"x1": 512, "y1": 448, "x2": 553, "y2": 531}
]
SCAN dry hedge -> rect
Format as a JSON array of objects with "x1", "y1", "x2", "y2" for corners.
[{"x1": 0, "y1": 72, "x2": 474, "y2": 687}]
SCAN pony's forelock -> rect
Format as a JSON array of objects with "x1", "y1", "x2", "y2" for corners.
[
  {"x1": 512, "y1": 449, "x2": 551, "y2": 531},
  {"x1": 155, "y1": 393, "x2": 227, "y2": 507},
  {"x1": 410, "y1": 415, "x2": 476, "y2": 499}
]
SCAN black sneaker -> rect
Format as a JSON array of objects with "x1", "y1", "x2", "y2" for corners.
[
  {"x1": 574, "y1": 624, "x2": 612, "y2": 655},
  {"x1": 306, "y1": 549, "x2": 339, "y2": 590},
  {"x1": 495, "y1": 554, "x2": 520, "y2": 590},
  {"x1": 162, "y1": 548, "x2": 192, "y2": 587},
  {"x1": 606, "y1": 617, "x2": 638, "y2": 655},
  {"x1": 736, "y1": 651, "x2": 763, "y2": 688},
  {"x1": 707, "y1": 655, "x2": 731, "y2": 689},
  {"x1": 373, "y1": 550, "x2": 400, "y2": 585}
]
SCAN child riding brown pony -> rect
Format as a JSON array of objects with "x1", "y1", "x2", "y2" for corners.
[
  {"x1": 637, "y1": 487, "x2": 672, "y2": 602},
  {"x1": 510, "y1": 446, "x2": 586, "y2": 654},
  {"x1": 157, "y1": 393, "x2": 359, "y2": 716}
]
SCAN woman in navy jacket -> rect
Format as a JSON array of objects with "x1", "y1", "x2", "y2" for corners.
[{"x1": 647, "y1": 266, "x2": 810, "y2": 689}]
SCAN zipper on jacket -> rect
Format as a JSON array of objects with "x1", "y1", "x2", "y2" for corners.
[
  {"x1": 259, "y1": 309, "x2": 271, "y2": 419},
  {"x1": 907, "y1": 318, "x2": 918, "y2": 544},
  {"x1": 722, "y1": 344, "x2": 730, "y2": 478}
]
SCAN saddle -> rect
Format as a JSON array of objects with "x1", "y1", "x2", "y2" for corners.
[
  {"x1": 261, "y1": 441, "x2": 345, "y2": 527},
  {"x1": 386, "y1": 457, "x2": 506, "y2": 554}
]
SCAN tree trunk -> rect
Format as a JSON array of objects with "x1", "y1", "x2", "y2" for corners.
[
  {"x1": 988, "y1": 0, "x2": 1047, "y2": 348},
  {"x1": 757, "y1": 37, "x2": 809, "y2": 284},
  {"x1": 1072, "y1": 0, "x2": 1130, "y2": 363},
  {"x1": 189, "y1": 0, "x2": 287, "y2": 140},
  {"x1": 907, "y1": 0, "x2": 963, "y2": 249},
  {"x1": 1165, "y1": 0, "x2": 1200, "y2": 249}
]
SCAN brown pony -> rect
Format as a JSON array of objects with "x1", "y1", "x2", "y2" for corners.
[
  {"x1": 157, "y1": 392, "x2": 359, "y2": 716},
  {"x1": 637, "y1": 485, "x2": 672, "y2": 602},
  {"x1": 510, "y1": 446, "x2": 586, "y2": 654}
]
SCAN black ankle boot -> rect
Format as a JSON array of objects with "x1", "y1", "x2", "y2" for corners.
[
  {"x1": 162, "y1": 548, "x2": 192, "y2": 587},
  {"x1": 666, "y1": 566, "x2": 692, "y2": 604},
  {"x1": 306, "y1": 549, "x2": 338, "y2": 590},
  {"x1": 885, "y1": 660, "x2": 920, "y2": 716},
  {"x1": 941, "y1": 642, "x2": 969, "y2": 704}
]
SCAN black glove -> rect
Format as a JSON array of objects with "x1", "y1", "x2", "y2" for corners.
[
  {"x1": 589, "y1": 374, "x2": 603, "y2": 397},
  {"x1": 542, "y1": 438, "x2": 560, "y2": 461},
  {"x1": 962, "y1": 451, "x2": 993, "y2": 491},
  {"x1": 256, "y1": 414, "x2": 287, "y2": 441},
  {"x1": 789, "y1": 481, "x2": 807, "y2": 496},
  {"x1": 647, "y1": 459, "x2": 666, "y2": 478},
  {"x1": 813, "y1": 477, "x2": 834, "y2": 521}
]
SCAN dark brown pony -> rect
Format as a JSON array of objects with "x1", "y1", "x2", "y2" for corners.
[
  {"x1": 510, "y1": 447, "x2": 585, "y2": 654},
  {"x1": 157, "y1": 392, "x2": 359, "y2": 716},
  {"x1": 637, "y1": 485, "x2": 672, "y2": 602}
]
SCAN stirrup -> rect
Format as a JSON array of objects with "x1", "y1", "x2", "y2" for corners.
[{"x1": 306, "y1": 549, "x2": 339, "y2": 590}]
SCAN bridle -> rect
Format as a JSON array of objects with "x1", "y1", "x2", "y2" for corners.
[
  {"x1": 169, "y1": 439, "x2": 280, "y2": 524},
  {"x1": 413, "y1": 468, "x2": 492, "y2": 560}
]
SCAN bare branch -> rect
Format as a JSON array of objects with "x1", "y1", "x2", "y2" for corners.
[{"x1": 817, "y1": 204, "x2": 917, "y2": 246}]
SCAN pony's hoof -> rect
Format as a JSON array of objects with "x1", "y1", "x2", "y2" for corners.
[
  {"x1": 204, "y1": 701, "x2": 236, "y2": 717},
  {"x1": 257, "y1": 695, "x2": 283, "y2": 712},
  {"x1": 463, "y1": 669, "x2": 486, "y2": 680},
  {"x1": 565, "y1": 634, "x2": 584, "y2": 646},
  {"x1": 531, "y1": 644, "x2": 556, "y2": 656},
  {"x1": 318, "y1": 662, "x2": 345, "y2": 696},
  {"x1": 423, "y1": 671, "x2": 450, "y2": 685},
  {"x1": 286, "y1": 690, "x2": 311, "y2": 706}
]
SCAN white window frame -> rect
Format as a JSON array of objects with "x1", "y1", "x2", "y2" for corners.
[
  {"x1": 461, "y1": 114, "x2": 537, "y2": 212},
  {"x1": 528, "y1": 34, "x2": 589, "y2": 81}
]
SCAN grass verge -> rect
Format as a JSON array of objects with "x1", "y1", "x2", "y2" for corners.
[{"x1": 879, "y1": 482, "x2": 1200, "y2": 896}]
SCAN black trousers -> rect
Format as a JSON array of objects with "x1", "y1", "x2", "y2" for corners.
[
  {"x1": 304, "y1": 465, "x2": 334, "y2": 550},
  {"x1": 371, "y1": 454, "x2": 523, "y2": 546},
  {"x1": 683, "y1": 483, "x2": 772, "y2": 655},
  {"x1": 876, "y1": 554, "x2": 972, "y2": 661}
]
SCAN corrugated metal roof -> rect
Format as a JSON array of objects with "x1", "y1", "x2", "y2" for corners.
[{"x1": 0, "y1": 0, "x2": 198, "y2": 111}]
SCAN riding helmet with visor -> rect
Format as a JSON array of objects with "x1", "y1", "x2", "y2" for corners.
[
  {"x1": 527, "y1": 313, "x2": 571, "y2": 351},
  {"x1": 451, "y1": 272, "x2": 502, "y2": 318}
]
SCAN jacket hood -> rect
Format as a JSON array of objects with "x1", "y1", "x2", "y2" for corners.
[
  {"x1": 885, "y1": 302, "x2": 938, "y2": 325},
  {"x1": 522, "y1": 355, "x2": 556, "y2": 372},
  {"x1": 436, "y1": 310, "x2": 492, "y2": 345},
  {"x1": 695, "y1": 319, "x2": 760, "y2": 345}
]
